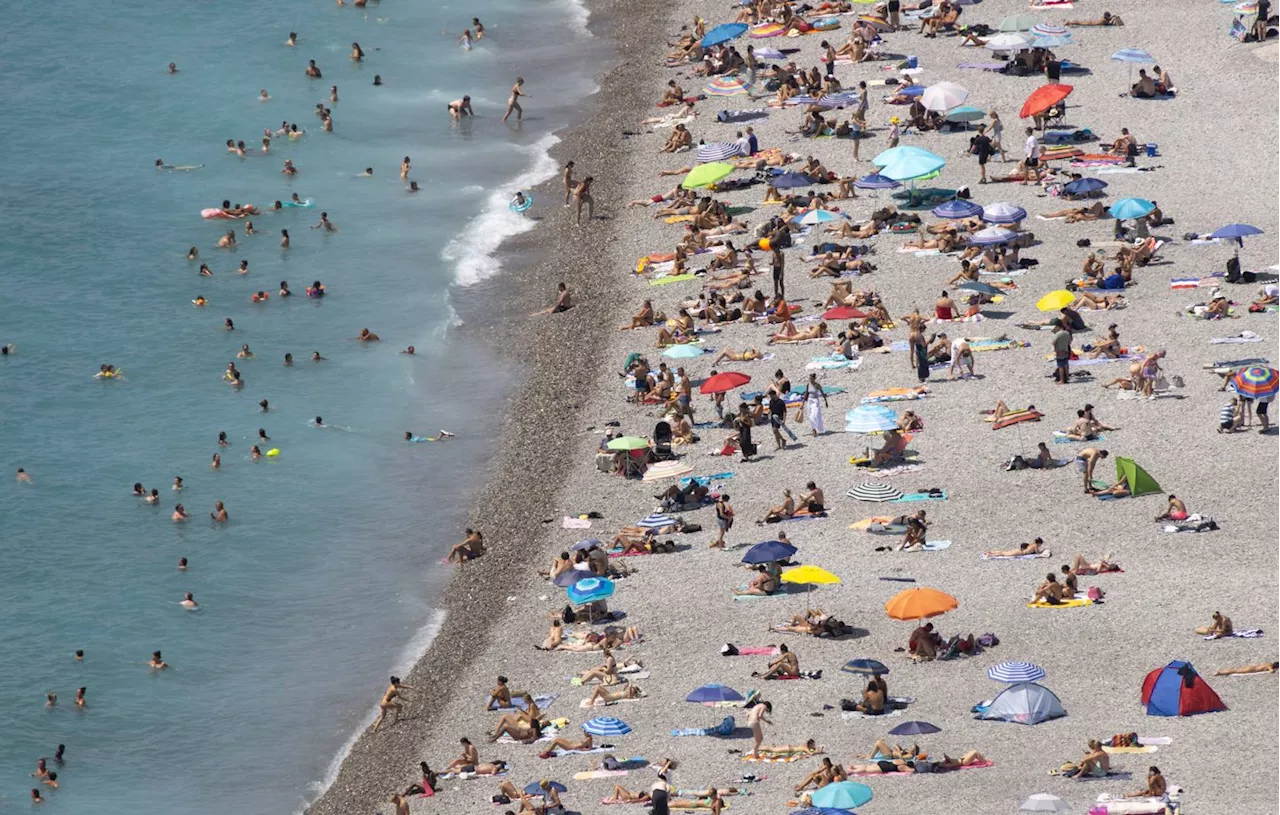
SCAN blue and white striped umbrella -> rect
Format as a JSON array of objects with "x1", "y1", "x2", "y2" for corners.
[
  {"x1": 933, "y1": 199, "x2": 983, "y2": 219},
  {"x1": 818, "y1": 92, "x2": 859, "y2": 108},
  {"x1": 845, "y1": 404, "x2": 899, "y2": 433},
  {"x1": 987, "y1": 661, "x2": 1047, "y2": 683},
  {"x1": 968, "y1": 226, "x2": 1017, "y2": 246},
  {"x1": 637, "y1": 512, "x2": 677, "y2": 528},
  {"x1": 793, "y1": 209, "x2": 847, "y2": 225},
  {"x1": 786, "y1": 95, "x2": 820, "y2": 106},
  {"x1": 696, "y1": 142, "x2": 742, "y2": 163},
  {"x1": 582, "y1": 716, "x2": 632, "y2": 736},
  {"x1": 1111, "y1": 48, "x2": 1155, "y2": 63},
  {"x1": 1032, "y1": 33, "x2": 1074, "y2": 48},
  {"x1": 1030, "y1": 23, "x2": 1069, "y2": 37},
  {"x1": 566, "y1": 576, "x2": 615, "y2": 605},
  {"x1": 854, "y1": 173, "x2": 901, "y2": 190},
  {"x1": 982, "y1": 202, "x2": 1028, "y2": 224}
]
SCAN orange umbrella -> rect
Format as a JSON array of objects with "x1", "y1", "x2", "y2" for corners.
[
  {"x1": 699, "y1": 371, "x2": 751, "y2": 395},
  {"x1": 885, "y1": 587, "x2": 959, "y2": 620},
  {"x1": 1019, "y1": 84, "x2": 1073, "y2": 119}
]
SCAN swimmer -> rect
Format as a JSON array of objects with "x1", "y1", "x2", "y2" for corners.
[
  {"x1": 173, "y1": 476, "x2": 183, "y2": 490},
  {"x1": 46, "y1": 693, "x2": 56, "y2": 708},
  {"x1": 351, "y1": 41, "x2": 364, "y2": 61},
  {"x1": 168, "y1": 62, "x2": 178, "y2": 73},
  {"x1": 211, "y1": 453, "x2": 221, "y2": 469},
  {"x1": 287, "y1": 32, "x2": 297, "y2": 46},
  {"x1": 282, "y1": 159, "x2": 298, "y2": 176},
  {"x1": 172, "y1": 504, "x2": 188, "y2": 522},
  {"x1": 17, "y1": 468, "x2": 32, "y2": 483},
  {"x1": 75, "y1": 687, "x2": 86, "y2": 707},
  {"x1": 284, "y1": 353, "x2": 294, "y2": 367},
  {"x1": 312, "y1": 212, "x2": 337, "y2": 232},
  {"x1": 281, "y1": 229, "x2": 291, "y2": 248},
  {"x1": 279, "y1": 281, "x2": 291, "y2": 297},
  {"x1": 156, "y1": 159, "x2": 203, "y2": 171},
  {"x1": 238, "y1": 260, "x2": 249, "y2": 275},
  {"x1": 149, "y1": 651, "x2": 168, "y2": 669},
  {"x1": 199, "y1": 263, "x2": 212, "y2": 277},
  {"x1": 224, "y1": 318, "x2": 235, "y2": 331},
  {"x1": 351, "y1": 328, "x2": 381, "y2": 341},
  {"x1": 187, "y1": 247, "x2": 199, "y2": 260},
  {"x1": 145, "y1": 488, "x2": 160, "y2": 505},
  {"x1": 358, "y1": 167, "x2": 373, "y2": 177},
  {"x1": 258, "y1": 428, "x2": 270, "y2": 442},
  {"x1": 511, "y1": 190, "x2": 530, "y2": 210},
  {"x1": 448, "y1": 96, "x2": 473, "y2": 118},
  {"x1": 259, "y1": 399, "x2": 270, "y2": 411},
  {"x1": 373, "y1": 74, "x2": 383, "y2": 86},
  {"x1": 262, "y1": 136, "x2": 271, "y2": 154},
  {"x1": 408, "y1": 181, "x2": 420, "y2": 192},
  {"x1": 217, "y1": 230, "x2": 236, "y2": 248},
  {"x1": 192, "y1": 295, "x2": 207, "y2": 307},
  {"x1": 460, "y1": 29, "x2": 473, "y2": 49},
  {"x1": 503, "y1": 77, "x2": 528, "y2": 122},
  {"x1": 400, "y1": 156, "x2": 411, "y2": 180},
  {"x1": 237, "y1": 344, "x2": 254, "y2": 359},
  {"x1": 312, "y1": 351, "x2": 327, "y2": 362},
  {"x1": 306, "y1": 59, "x2": 322, "y2": 78},
  {"x1": 178, "y1": 557, "x2": 188, "y2": 571},
  {"x1": 210, "y1": 500, "x2": 228, "y2": 522},
  {"x1": 74, "y1": 651, "x2": 83, "y2": 661},
  {"x1": 314, "y1": 416, "x2": 326, "y2": 427},
  {"x1": 406, "y1": 430, "x2": 456, "y2": 442},
  {"x1": 400, "y1": 346, "x2": 416, "y2": 355},
  {"x1": 180, "y1": 592, "x2": 197, "y2": 609},
  {"x1": 259, "y1": 89, "x2": 270, "y2": 101},
  {"x1": 218, "y1": 431, "x2": 229, "y2": 447},
  {"x1": 473, "y1": 17, "x2": 485, "y2": 38}
]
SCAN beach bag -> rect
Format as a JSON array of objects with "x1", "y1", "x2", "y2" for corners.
[
  {"x1": 683, "y1": 523, "x2": 702, "y2": 533},
  {"x1": 1087, "y1": 587, "x2": 1105, "y2": 601},
  {"x1": 721, "y1": 643, "x2": 740, "y2": 656},
  {"x1": 1226, "y1": 255, "x2": 1241, "y2": 283},
  {"x1": 977, "y1": 632, "x2": 998, "y2": 648}
]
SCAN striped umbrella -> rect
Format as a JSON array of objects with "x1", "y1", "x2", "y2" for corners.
[
  {"x1": 794, "y1": 209, "x2": 847, "y2": 225},
  {"x1": 642, "y1": 459, "x2": 695, "y2": 482},
  {"x1": 818, "y1": 92, "x2": 859, "y2": 108},
  {"x1": 842, "y1": 658, "x2": 890, "y2": 675},
  {"x1": 581, "y1": 716, "x2": 632, "y2": 736},
  {"x1": 982, "y1": 202, "x2": 1028, "y2": 224},
  {"x1": 933, "y1": 199, "x2": 983, "y2": 219},
  {"x1": 697, "y1": 142, "x2": 742, "y2": 163},
  {"x1": 1032, "y1": 33, "x2": 1074, "y2": 48},
  {"x1": 853, "y1": 173, "x2": 901, "y2": 190},
  {"x1": 1030, "y1": 23, "x2": 1069, "y2": 37},
  {"x1": 706, "y1": 76, "x2": 751, "y2": 97},
  {"x1": 988, "y1": 661, "x2": 1047, "y2": 683},
  {"x1": 845, "y1": 404, "x2": 899, "y2": 433},
  {"x1": 566, "y1": 576, "x2": 615, "y2": 605},
  {"x1": 847, "y1": 482, "x2": 903, "y2": 502},
  {"x1": 785, "y1": 95, "x2": 820, "y2": 106},
  {"x1": 637, "y1": 512, "x2": 677, "y2": 529},
  {"x1": 1230, "y1": 366, "x2": 1279, "y2": 402},
  {"x1": 1111, "y1": 47, "x2": 1156, "y2": 63},
  {"x1": 968, "y1": 226, "x2": 1017, "y2": 246},
  {"x1": 748, "y1": 22, "x2": 786, "y2": 37}
]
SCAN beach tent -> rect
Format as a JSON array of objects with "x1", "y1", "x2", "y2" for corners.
[
  {"x1": 1141, "y1": 660, "x2": 1226, "y2": 716},
  {"x1": 977, "y1": 682, "x2": 1065, "y2": 725},
  {"x1": 1115, "y1": 457, "x2": 1161, "y2": 497}
]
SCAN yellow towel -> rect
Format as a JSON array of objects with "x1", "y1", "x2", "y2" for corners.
[
  {"x1": 1027, "y1": 598, "x2": 1093, "y2": 609},
  {"x1": 664, "y1": 214, "x2": 695, "y2": 224},
  {"x1": 849, "y1": 517, "x2": 893, "y2": 530}
]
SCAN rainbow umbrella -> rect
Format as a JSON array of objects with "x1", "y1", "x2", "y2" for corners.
[
  {"x1": 707, "y1": 76, "x2": 752, "y2": 96},
  {"x1": 749, "y1": 22, "x2": 785, "y2": 37},
  {"x1": 1230, "y1": 366, "x2": 1279, "y2": 402}
]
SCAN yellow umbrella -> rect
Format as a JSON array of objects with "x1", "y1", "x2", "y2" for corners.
[
  {"x1": 1036, "y1": 290, "x2": 1075, "y2": 312},
  {"x1": 780, "y1": 565, "x2": 841, "y2": 585}
]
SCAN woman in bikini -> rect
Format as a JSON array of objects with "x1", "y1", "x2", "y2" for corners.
[
  {"x1": 768, "y1": 321, "x2": 829, "y2": 344},
  {"x1": 584, "y1": 683, "x2": 645, "y2": 706},
  {"x1": 502, "y1": 77, "x2": 528, "y2": 122},
  {"x1": 372, "y1": 676, "x2": 416, "y2": 731}
]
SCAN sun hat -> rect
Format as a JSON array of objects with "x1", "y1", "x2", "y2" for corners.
[{"x1": 890, "y1": 116, "x2": 900, "y2": 124}]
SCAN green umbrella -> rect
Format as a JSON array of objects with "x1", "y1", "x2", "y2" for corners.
[
  {"x1": 681, "y1": 162, "x2": 735, "y2": 190},
  {"x1": 606, "y1": 436, "x2": 649, "y2": 451}
]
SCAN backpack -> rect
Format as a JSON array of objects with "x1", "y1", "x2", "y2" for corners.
[{"x1": 1226, "y1": 255, "x2": 1241, "y2": 283}]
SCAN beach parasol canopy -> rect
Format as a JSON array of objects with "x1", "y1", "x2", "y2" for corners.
[
  {"x1": 853, "y1": 173, "x2": 901, "y2": 190},
  {"x1": 567, "y1": 576, "x2": 615, "y2": 605},
  {"x1": 985, "y1": 32, "x2": 1035, "y2": 51},
  {"x1": 823, "y1": 305, "x2": 868, "y2": 320},
  {"x1": 842, "y1": 658, "x2": 889, "y2": 675},
  {"x1": 957, "y1": 280, "x2": 1002, "y2": 296},
  {"x1": 873, "y1": 145, "x2": 941, "y2": 167},
  {"x1": 697, "y1": 142, "x2": 742, "y2": 163},
  {"x1": 699, "y1": 371, "x2": 751, "y2": 394},
  {"x1": 770, "y1": 171, "x2": 816, "y2": 189},
  {"x1": 884, "y1": 587, "x2": 958, "y2": 620},
  {"x1": 681, "y1": 162, "x2": 735, "y2": 189},
  {"x1": 581, "y1": 716, "x2": 632, "y2": 736},
  {"x1": 1208, "y1": 223, "x2": 1264, "y2": 241},
  {"x1": 1230, "y1": 366, "x2": 1279, "y2": 401},
  {"x1": 944, "y1": 105, "x2": 986, "y2": 123},
  {"x1": 847, "y1": 482, "x2": 904, "y2": 502},
  {"x1": 968, "y1": 226, "x2": 1017, "y2": 246},
  {"x1": 1036, "y1": 290, "x2": 1075, "y2": 312},
  {"x1": 642, "y1": 459, "x2": 694, "y2": 482},
  {"x1": 889, "y1": 720, "x2": 941, "y2": 735},
  {"x1": 1020, "y1": 794, "x2": 1070, "y2": 813},
  {"x1": 706, "y1": 75, "x2": 752, "y2": 96},
  {"x1": 981, "y1": 202, "x2": 1028, "y2": 224},
  {"x1": 606, "y1": 435, "x2": 649, "y2": 451},
  {"x1": 933, "y1": 199, "x2": 983, "y2": 219},
  {"x1": 818, "y1": 92, "x2": 860, "y2": 108},
  {"x1": 702, "y1": 22, "x2": 749, "y2": 47},
  {"x1": 1032, "y1": 32, "x2": 1074, "y2": 48},
  {"x1": 880, "y1": 152, "x2": 946, "y2": 181},
  {"x1": 988, "y1": 661, "x2": 1047, "y2": 683},
  {"x1": 663, "y1": 344, "x2": 706, "y2": 359},
  {"x1": 748, "y1": 22, "x2": 785, "y2": 37},
  {"x1": 997, "y1": 13, "x2": 1040, "y2": 30},
  {"x1": 553, "y1": 568, "x2": 593, "y2": 587},
  {"x1": 1063, "y1": 177, "x2": 1107, "y2": 196},
  {"x1": 1108, "y1": 197, "x2": 1155, "y2": 220},
  {"x1": 742, "y1": 539, "x2": 798, "y2": 564},
  {"x1": 1111, "y1": 47, "x2": 1156, "y2": 63},
  {"x1": 844, "y1": 404, "x2": 899, "y2": 433},
  {"x1": 637, "y1": 512, "x2": 677, "y2": 528},
  {"x1": 754, "y1": 46, "x2": 786, "y2": 60},
  {"x1": 921, "y1": 81, "x2": 969, "y2": 112},
  {"x1": 686, "y1": 684, "x2": 744, "y2": 703},
  {"x1": 811, "y1": 781, "x2": 873, "y2": 809},
  {"x1": 1020, "y1": 84, "x2": 1073, "y2": 118},
  {"x1": 523, "y1": 780, "x2": 568, "y2": 795},
  {"x1": 1030, "y1": 23, "x2": 1069, "y2": 37},
  {"x1": 794, "y1": 209, "x2": 848, "y2": 225},
  {"x1": 780, "y1": 565, "x2": 840, "y2": 585},
  {"x1": 570, "y1": 538, "x2": 602, "y2": 551}
]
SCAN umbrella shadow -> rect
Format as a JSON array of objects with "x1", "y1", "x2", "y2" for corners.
[{"x1": 976, "y1": 310, "x2": 1015, "y2": 320}]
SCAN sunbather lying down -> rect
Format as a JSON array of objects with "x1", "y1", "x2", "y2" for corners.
[
  {"x1": 1214, "y1": 661, "x2": 1279, "y2": 676},
  {"x1": 773, "y1": 610, "x2": 855, "y2": 637},
  {"x1": 584, "y1": 683, "x2": 645, "y2": 706},
  {"x1": 758, "y1": 739, "x2": 824, "y2": 758},
  {"x1": 846, "y1": 750, "x2": 987, "y2": 774},
  {"x1": 1071, "y1": 553, "x2": 1119, "y2": 574},
  {"x1": 983, "y1": 538, "x2": 1045, "y2": 558}
]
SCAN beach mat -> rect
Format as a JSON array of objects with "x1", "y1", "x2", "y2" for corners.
[
  {"x1": 982, "y1": 550, "x2": 1051, "y2": 561},
  {"x1": 1027, "y1": 598, "x2": 1093, "y2": 608},
  {"x1": 492, "y1": 693, "x2": 557, "y2": 713}
]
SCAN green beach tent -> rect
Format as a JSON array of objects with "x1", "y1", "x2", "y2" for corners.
[{"x1": 1116, "y1": 457, "x2": 1161, "y2": 497}]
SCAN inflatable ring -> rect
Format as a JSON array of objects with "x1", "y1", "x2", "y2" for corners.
[{"x1": 509, "y1": 193, "x2": 534, "y2": 213}]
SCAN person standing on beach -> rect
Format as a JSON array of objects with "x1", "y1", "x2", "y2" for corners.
[
  {"x1": 770, "y1": 246, "x2": 785, "y2": 299},
  {"x1": 1023, "y1": 127, "x2": 1041, "y2": 185},
  {"x1": 745, "y1": 44, "x2": 757, "y2": 86},
  {"x1": 712, "y1": 494, "x2": 733, "y2": 549},
  {"x1": 574, "y1": 176, "x2": 594, "y2": 225},
  {"x1": 502, "y1": 77, "x2": 528, "y2": 122},
  {"x1": 1052, "y1": 321, "x2": 1073, "y2": 384},
  {"x1": 803, "y1": 373, "x2": 827, "y2": 436},
  {"x1": 563, "y1": 161, "x2": 576, "y2": 206},
  {"x1": 747, "y1": 700, "x2": 772, "y2": 759}
]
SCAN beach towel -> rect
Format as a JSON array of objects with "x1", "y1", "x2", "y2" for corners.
[
  {"x1": 969, "y1": 338, "x2": 1030, "y2": 352},
  {"x1": 1210, "y1": 331, "x2": 1263, "y2": 343},
  {"x1": 1205, "y1": 629, "x2": 1263, "y2": 639},
  {"x1": 1027, "y1": 598, "x2": 1093, "y2": 608},
  {"x1": 574, "y1": 769, "x2": 631, "y2": 780},
  {"x1": 1053, "y1": 431, "x2": 1104, "y2": 443},
  {"x1": 562, "y1": 516, "x2": 592, "y2": 529},
  {"x1": 902, "y1": 540, "x2": 951, "y2": 552},
  {"x1": 1029, "y1": 1, "x2": 1073, "y2": 8},
  {"x1": 581, "y1": 695, "x2": 645, "y2": 708},
  {"x1": 862, "y1": 388, "x2": 929, "y2": 403},
  {"x1": 672, "y1": 716, "x2": 736, "y2": 737},
  {"x1": 806, "y1": 354, "x2": 863, "y2": 371},
  {"x1": 957, "y1": 62, "x2": 1007, "y2": 71},
  {"x1": 992, "y1": 411, "x2": 1043, "y2": 430},
  {"x1": 892, "y1": 491, "x2": 947, "y2": 502},
  {"x1": 438, "y1": 769, "x2": 507, "y2": 780},
  {"x1": 741, "y1": 753, "x2": 812, "y2": 763},
  {"x1": 1068, "y1": 355, "x2": 1141, "y2": 367},
  {"x1": 840, "y1": 708, "x2": 904, "y2": 720},
  {"x1": 865, "y1": 463, "x2": 924, "y2": 478},
  {"x1": 544, "y1": 746, "x2": 616, "y2": 758},
  {"x1": 847, "y1": 759, "x2": 994, "y2": 776},
  {"x1": 732, "y1": 646, "x2": 781, "y2": 656},
  {"x1": 982, "y1": 550, "x2": 1051, "y2": 561},
  {"x1": 492, "y1": 693, "x2": 557, "y2": 713},
  {"x1": 1102, "y1": 745, "x2": 1159, "y2": 754}
]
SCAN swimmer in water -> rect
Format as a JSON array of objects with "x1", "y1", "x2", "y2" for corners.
[
  {"x1": 259, "y1": 399, "x2": 270, "y2": 411},
  {"x1": 244, "y1": 221, "x2": 255, "y2": 235},
  {"x1": 155, "y1": 159, "x2": 203, "y2": 171},
  {"x1": 211, "y1": 500, "x2": 228, "y2": 522},
  {"x1": 258, "y1": 428, "x2": 270, "y2": 442},
  {"x1": 281, "y1": 229, "x2": 291, "y2": 249},
  {"x1": 408, "y1": 181, "x2": 420, "y2": 192},
  {"x1": 259, "y1": 89, "x2": 270, "y2": 101},
  {"x1": 503, "y1": 76, "x2": 528, "y2": 123},
  {"x1": 181, "y1": 592, "x2": 198, "y2": 609},
  {"x1": 314, "y1": 416, "x2": 325, "y2": 427},
  {"x1": 145, "y1": 488, "x2": 160, "y2": 505},
  {"x1": 308, "y1": 281, "x2": 326, "y2": 297},
  {"x1": 400, "y1": 346, "x2": 416, "y2": 355},
  {"x1": 133, "y1": 483, "x2": 146, "y2": 497},
  {"x1": 199, "y1": 263, "x2": 212, "y2": 277},
  {"x1": 211, "y1": 453, "x2": 221, "y2": 470},
  {"x1": 217, "y1": 230, "x2": 236, "y2": 248},
  {"x1": 351, "y1": 42, "x2": 364, "y2": 60},
  {"x1": 178, "y1": 557, "x2": 188, "y2": 571},
  {"x1": 312, "y1": 351, "x2": 327, "y2": 362},
  {"x1": 459, "y1": 29, "x2": 473, "y2": 49},
  {"x1": 252, "y1": 445, "x2": 262, "y2": 460},
  {"x1": 225, "y1": 318, "x2": 235, "y2": 331},
  {"x1": 75, "y1": 688, "x2": 86, "y2": 707},
  {"x1": 172, "y1": 504, "x2": 188, "y2": 522},
  {"x1": 262, "y1": 137, "x2": 270, "y2": 153},
  {"x1": 218, "y1": 431, "x2": 229, "y2": 447},
  {"x1": 448, "y1": 96, "x2": 473, "y2": 118},
  {"x1": 373, "y1": 74, "x2": 383, "y2": 86},
  {"x1": 351, "y1": 328, "x2": 381, "y2": 341},
  {"x1": 306, "y1": 59, "x2": 322, "y2": 79},
  {"x1": 282, "y1": 159, "x2": 298, "y2": 176},
  {"x1": 238, "y1": 260, "x2": 249, "y2": 275},
  {"x1": 473, "y1": 17, "x2": 485, "y2": 38},
  {"x1": 312, "y1": 212, "x2": 337, "y2": 232},
  {"x1": 287, "y1": 31, "x2": 297, "y2": 46},
  {"x1": 406, "y1": 430, "x2": 456, "y2": 442},
  {"x1": 188, "y1": 247, "x2": 199, "y2": 260},
  {"x1": 284, "y1": 353, "x2": 294, "y2": 367},
  {"x1": 192, "y1": 295, "x2": 207, "y2": 307},
  {"x1": 400, "y1": 156, "x2": 411, "y2": 179},
  {"x1": 330, "y1": 85, "x2": 339, "y2": 102},
  {"x1": 237, "y1": 344, "x2": 254, "y2": 359},
  {"x1": 17, "y1": 468, "x2": 32, "y2": 483},
  {"x1": 173, "y1": 476, "x2": 183, "y2": 490},
  {"x1": 150, "y1": 651, "x2": 169, "y2": 669},
  {"x1": 280, "y1": 281, "x2": 291, "y2": 297},
  {"x1": 46, "y1": 693, "x2": 57, "y2": 708},
  {"x1": 74, "y1": 651, "x2": 83, "y2": 662},
  {"x1": 168, "y1": 62, "x2": 178, "y2": 73},
  {"x1": 358, "y1": 167, "x2": 373, "y2": 177}
]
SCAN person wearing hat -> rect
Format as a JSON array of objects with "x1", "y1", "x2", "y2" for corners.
[{"x1": 887, "y1": 116, "x2": 901, "y2": 149}]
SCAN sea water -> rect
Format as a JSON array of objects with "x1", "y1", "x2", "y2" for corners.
[{"x1": 0, "y1": 1, "x2": 608, "y2": 812}]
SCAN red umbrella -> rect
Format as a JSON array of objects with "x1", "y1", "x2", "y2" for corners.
[
  {"x1": 823, "y1": 305, "x2": 868, "y2": 320},
  {"x1": 699, "y1": 371, "x2": 751, "y2": 394},
  {"x1": 1019, "y1": 84, "x2": 1073, "y2": 119}
]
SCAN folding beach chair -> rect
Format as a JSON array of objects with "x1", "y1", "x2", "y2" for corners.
[{"x1": 652, "y1": 421, "x2": 675, "y2": 461}]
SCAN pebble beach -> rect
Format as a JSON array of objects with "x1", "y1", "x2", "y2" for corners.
[{"x1": 311, "y1": 1, "x2": 1279, "y2": 813}]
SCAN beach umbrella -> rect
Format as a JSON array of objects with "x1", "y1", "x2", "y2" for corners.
[
  {"x1": 748, "y1": 22, "x2": 785, "y2": 37},
  {"x1": 637, "y1": 512, "x2": 677, "y2": 529},
  {"x1": 794, "y1": 209, "x2": 847, "y2": 225},
  {"x1": 1020, "y1": 793, "x2": 1070, "y2": 813},
  {"x1": 663, "y1": 344, "x2": 706, "y2": 359},
  {"x1": 1108, "y1": 197, "x2": 1155, "y2": 220},
  {"x1": 968, "y1": 226, "x2": 1017, "y2": 246},
  {"x1": 642, "y1": 459, "x2": 695, "y2": 482},
  {"x1": 1230, "y1": 366, "x2": 1279, "y2": 402},
  {"x1": 1063, "y1": 177, "x2": 1107, "y2": 196},
  {"x1": 884, "y1": 587, "x2": 958, "y2": 620},
  {"x1": 754, "y1": 47, "x2": 786, "y2": 60},
  {"x1": 1209, "y1": 223, "x2": 1264, "y2": 247},
  {"x1": 889, "y1": 720, "x2": 941, "y2": 735},
  {"x1": 697, "y1": 142, "x2": 742, "y2": 163},
  {"x1": 1030, "y1": 23, "x2": 1069, "y2": 37},
  {"x1": 944, "y1": 105, "x2": 986, "y2": 123},
  {"x1": 857, "y1": 14, "x2": 894, "y2": 31},
  {"x1": 553, "y1": 568, "x2": 594, "y2": 587},
  {"x1": 895, "y1": 84, "x2": 927, "y2": 98},
  {"x1": 1036, "y1": 290, "x2": 1075, "y2": 311},
  {"x1": 921, "y1": 81, "x2": 969, "y2": 113},
  {"x1": 841, "y1": 658, "x2": 890, "y2": 675},
  {"x1": 686, "y1": 684, "x2": 745, "y2": 703},
  {"x1": 873, "y1": 145, "x2": 940, "y2": 167},
  {"x1": 571, "y1": 538, "x2": 602, "y2": 552},
  {"x1": 786, "y1": 95, "x2": 820, "y2": 106},
  {"x1": 1020, "y1": 84, "x2": 1073, "y2": 118},
  {"x1": 957, "y1": 280, "x2": 1001, "y2": 296},
  {"x1": 853, "y1": 173, "x2": 901, "y2": 190},
  {"x1": 933, "y1": 199, "x2": 983, "y2": 219},
  {"x1": 818, "y1": 92, "x2": 860, "y2": 108},
  {"x1": 847, "y1": 482, "x2": 903, "y2": 502},
  {"x1": 988, "y1": 661, "x2": 1048, "y2": 683},
  {"x1": 706, "y1": 75, "x2": 752, "y2": 96},
  {"x1": 523, "y1": 780, "x2": 568, "y2": 796},
  {"x1": 770, "y1": 171, "x2": 815, "y2": 189},
  {"x1": 699, "y1": 371, "x2": 751, "y2": 394},
  {"x1": 566, "y1": 576, "x2": 615, "y2": 605},
  {"x1": 1111, "y1": 48, "x2": 1156, "y2": 63},
  {"x1": 789, "y1": 809, "x2": 853, "y2": 815},
  {"x1": 681, "y1": 162, "x2": 735, "y2": 189},
  {"x1": 742, "y1": 539, "x2": 798, "y2": 564},
  {"x1": 844, "y1": 404, "x2": 899, "y2": 433},
  {"x1": 582, "y1": 716, "x2": 632, "y2": 736},
  {"x1": 1032, "y1": 33, "x2": 1074, "y2": 48},
  {"x1": 780, "y1": 565, "x2": 840, "y2": 586},
  {"x1": 702, "y1": 22, "x2": 749, "y2": 47},
  {"x1": 998, "y1": 13, "x2": 1040, "y2": 31},
  {"x1": 822, "y1": 305, "x2": 868, "y2": 320},
  {"x1": 880, "y1": 152, "x2": 946, "y2": 182},
  {"x1": 985, "y1": 32, "x2": 1034, "y2": 51},
  {"x1": 981, "y1": 202, "x2": 1028, "y2": 224},
  {"x1": 606, "y1": 435, "x2": 649, "y2": 451},
  {"x1": 811, "y1": 781, "x2": 873, "y2": 809}
]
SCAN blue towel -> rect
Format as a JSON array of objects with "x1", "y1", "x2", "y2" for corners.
[
  {"x1": 892, "y1": 491, "x2": 947, "y2": 502},
  {"x1": 680, "y1": 472, "x2": 735, "y2": 487}
]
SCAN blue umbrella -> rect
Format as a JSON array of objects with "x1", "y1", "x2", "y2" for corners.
[
  {"x1": 968, "y1": 226, "x2": 1017, "y2": 246},
  {"x1": 702, "y1": 22, "x2": 749, "y2": 47},
  {"x1": 982, "y1": 202, "x2": 1028, "y2": 224},
  {"x1": 637, "y1": 513, "x2": 676, "y2": 528},
  {"x1": 787, "y1": 95, "x2": 820, "y2": 106},
  {"x1": 1108, "y1": 197, "x2": 1155, "y2": 220},
  {"x1": 686, "y1": 684, "x2": 745, "y2": 703},
  {"x1": 663, "y1": 344, "x2": 706, "y2": 359},
  {"x1": 1063, "y1": 177, "x2": 1107, "y2": 196},
  {"x1": 1031, "y1": 33, "x2": 1074, "y2": 48},
  {"x1": 853, "y1": 173, "x2": 901, "y2": 190},
  {"x1": 812, "y1": 781, "x2": 873, "y2": 809},
  {"x1": 889, "y1": 720, "x2": 941, "y2": 735},
  {"x1": 872, "y1": 145, "x2": 940, "y2": 167},
  {"x1": 523, "y1": 780, "x2": 568, "y2": 795},
  {"x1": 697, "y1": 142, "x2": 742, "y2": 163},
  {"x1": 880, "y1": 152, "x2": 946, "y2": 182},
  {"x1": 933, "y1": 199, "x2": 983, "y2": 219},
  {"x1": 742, "y1": 539, "x2": 797, "y2": 563},
  {"x1": 553, "y1": 568, "x2": 593, "y2": 587},
  {"x1": 570, "y1": 538, "x2": 602, "y2": 551},
  {"x1": 987, "y1": 660, "x2": 1047, "y2": 683},
  {"x1": 844, "y1": 404, "x2": 899, "y2": 433},
  {"x1": 1111, "y1": 48, "x2": 1156, "y2": 63},
  {"x1": 770, "y1": 171, "x2": 815, "y2": 189},
  {"x1": 944, "y1": 105, "x2": 986, "y2": 123},
  {"x1": 841, "y1": 658, "x2": 889, "y2": 675},
  {"x1": 566, "y1": 576, "x2": 615, "y2": 605},
  {"x1": 958, "y1": 280, "x2": 1002, "y2": 296},
  {"x1": 790, "y1": 810, "x2": 856, "y2": 815},
  {"x1": 898, "y1": 84, "x2": 926, "y2": 97},
  {"x1": 582, "y1": 716, "x2": 632, "y2": 736},
  {"x1": 1208, "y1": 223, "x2": 1264, "y2": 240}
]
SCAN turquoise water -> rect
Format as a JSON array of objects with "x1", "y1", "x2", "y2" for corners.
[{"x1": 0, "y1": 1, "x2": 606, "y2": 812}]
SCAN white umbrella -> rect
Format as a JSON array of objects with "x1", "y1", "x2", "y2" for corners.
[
  {"x1": 921, "y1": 81, "x2": 969, "y2": 113},
  {"x1": 642, "y1": 459, "x2": 694, "y2": 482},
  {"x1": 985, "y1": 32, "x2": 1034, "y2": 51},
  {"x1": 1019, "y1": 793, "x2": 1070, "y2": 813}
]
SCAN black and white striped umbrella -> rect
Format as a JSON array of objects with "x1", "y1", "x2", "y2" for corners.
[
  {"x1": 697, "y1": 142, "x2": 742, "y2": 163},
  {"x1": 847, "y1": 482, "x2": 903, "y2": 502}
]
